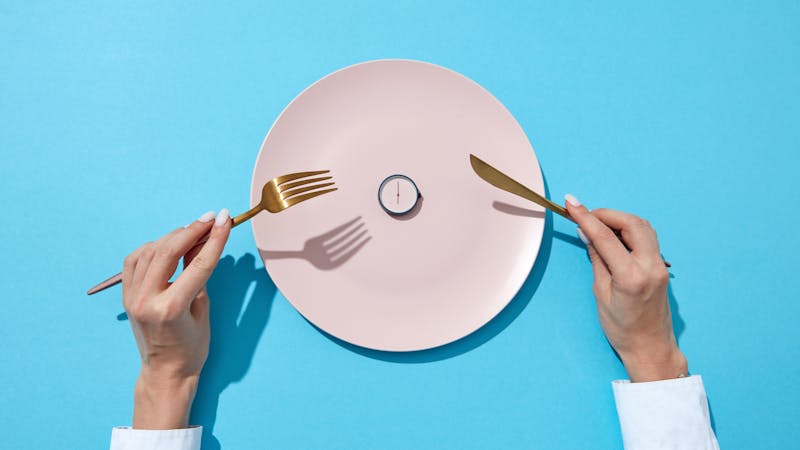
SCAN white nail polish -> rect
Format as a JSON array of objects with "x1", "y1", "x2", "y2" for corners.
[
  {"x1": 577, "y1": 227, "x2": 591, "y2": 245},
  {"x1": 565, "y1": 194, "x2": 581, "y2": 207},
  {"x1": 198, "y1": 211, "x2": 216, "y2": 223},
  {"x1": 215, "y1": 208, "x2": 230, "y2": 226}
]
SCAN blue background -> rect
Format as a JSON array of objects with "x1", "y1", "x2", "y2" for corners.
[{"x1": 1, "y1": 1, "x2": 798, "y2": 448}]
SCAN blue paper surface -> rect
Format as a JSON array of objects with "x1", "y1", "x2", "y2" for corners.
[{"x1": 1, "y1": 1, "x2": 798, "y2": 448}]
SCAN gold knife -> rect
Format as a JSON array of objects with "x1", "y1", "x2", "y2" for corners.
[
  {"x1": 469, "y1": 153, "x2": 671, "y2": 267},
  {"x1": 469, "y1": 154, "x2": 573, "y2": 222}
]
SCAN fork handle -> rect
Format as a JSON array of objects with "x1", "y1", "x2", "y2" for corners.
[
  {"x1": 232, "y1": 205, "x2": 261, "y2": 226},
  {"x1": 86, "y1": 206, "x2": 261, "y2": 296},
  {"x1": 86, "y1": 272, "x2": 124, "y2": 295},
  {"x1": 86, "y1": 232, "x2": 216, "y2": 295}
]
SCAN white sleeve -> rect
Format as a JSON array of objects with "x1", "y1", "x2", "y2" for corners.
[
  {"x1": 612, "y1": 375, "x2": 719, "y2": 450},
  {"x1": 110, "y1": 426, "x2": 202, "y2": 450}
]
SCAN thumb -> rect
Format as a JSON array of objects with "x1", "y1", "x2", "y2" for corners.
[{"x1": 172, "y1": 209, "x2": 232, "y2": 303}]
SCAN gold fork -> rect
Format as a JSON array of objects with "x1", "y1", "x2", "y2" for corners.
[{"x1": 86, "y1": 170, "x2": 337, "y2": 295}]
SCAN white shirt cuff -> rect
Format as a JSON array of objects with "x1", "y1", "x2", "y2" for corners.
[
  {"x1": 110, "y1": 426, "x2": 202, "y2": 450},
  {"x1": 612, "y1": 375, "x2": 719, "y2": 450}
]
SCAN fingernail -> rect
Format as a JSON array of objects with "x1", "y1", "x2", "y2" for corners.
[
  {"x1": 198, "y1": 211, "x2": 216, "y2": 223},
  {"x1": 565, "y1": 194, "x2": 581, "y2": 207},
  {"x1": 215, "y1": 208, "x2": 230, "y2": 226},
  {"x1": 577, "y1": 227, "x2": 591, "y2": 245}
]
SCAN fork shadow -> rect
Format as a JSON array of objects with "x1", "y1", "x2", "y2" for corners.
[
  {"x1": 189, "y1": 253, "x2": 277, "y2": 450},
  {"x1": 261, "y1": 216, "x2": 371, "y2": 270},
  {"x1": 317, "y1": 178, "x2": 558, "y2": 363}
]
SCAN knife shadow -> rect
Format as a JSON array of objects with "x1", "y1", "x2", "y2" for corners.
[
  {"x1": 315, "y1": 176, "x2": 558, "y2": 363},
  {"x1": 492, "y1": 200, "x2": 585, "y2": 249},
  {"x1": 492, "y1": 200, "x2": 545, "y2": 219}
]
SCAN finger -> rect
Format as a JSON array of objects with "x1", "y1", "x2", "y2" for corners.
[
  {"x1": 134, "y1": 225, "x2": 186, "y2": 290},
  {"x1": 589, "y1": 208, "x2": 661, "y2": 265},
  {"x1": 143, "y1": 211, "x2": 217, "y2": 292},
  {"x1": 172, "y1": 209, "x2": 232, "y2": 303},
  {"x1": 565, "y1": 194, "x2": 632, "y2": 275},
  {"x1": 138, "y1": 226, "x2": 197, "y2": 293},
  {"x1": 182, "y1": 232, "x2": 205, "y2": 269},
  {"x1": 586, "y1": 243, "x2": 612, "y2": 301},
  {"x1": 133, "y1": 242, "x2": 157, "y2": 289},
  {"x1": 578, "y1": 227, "x2": 612, "y2": 300},
  {"x1": 122, "y1": 244, "x2": 148, "y2": 310}
]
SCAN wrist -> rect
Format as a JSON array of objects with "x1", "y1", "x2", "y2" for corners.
[
  {"x1": 620, "y1": 344, "x2": 688, "y2": 383},
  {"x1": 133, "y1": 369, "x2": 199, "y2": 429}
]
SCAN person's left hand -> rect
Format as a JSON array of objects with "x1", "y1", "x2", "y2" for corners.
[{"x1": 122, "y1": 209, "x2": 231, "y2": 429}]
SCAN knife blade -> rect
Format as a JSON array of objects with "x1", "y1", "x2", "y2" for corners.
[{"x1": 469, "y1": 153, "x2": 573, "y2": 221}]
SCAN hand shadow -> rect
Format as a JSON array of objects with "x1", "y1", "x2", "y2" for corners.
[
  {"x1": 668, "y1": 284, "x2": 685, "y2": 345},
  {"x1": 666, "y1": 284, "x2": 712, "y2": 431},
  {"x1": 189, "y1": 253, "x2": 277, "y2": 450},
  {"x1": 666, "y1": 282, "x2": 710, "y2": 434}
]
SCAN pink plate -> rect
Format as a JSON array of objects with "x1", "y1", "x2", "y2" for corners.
[{"x1": 251, "y1": 60, "x2": 545, "y2": 351}]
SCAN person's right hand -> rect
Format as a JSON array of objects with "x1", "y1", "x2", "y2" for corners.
[
  {"x1": 122, "y1": 209, "x2": 231, "y2": 428},
  {"x1": 564, "y1": 195, "x2": 687, "y2": 383}
]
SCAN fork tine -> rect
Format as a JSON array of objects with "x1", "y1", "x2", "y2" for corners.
[
  {"x1": 274, "y1": 170, "x2": 330, "y2": 185},
  {"x1": 280, "y1": 176, "x2": 332, "y2": 192},
  {"x1": 282, "y1": 182, "x2": 336, "y2": 199},
  {"x1": 284, "y1": 187, "x2": 338, "y2": 209}
]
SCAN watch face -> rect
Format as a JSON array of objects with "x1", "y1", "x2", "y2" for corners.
[{"x1": 378, "y1": 174, "x2": 420, "y2": 215}]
